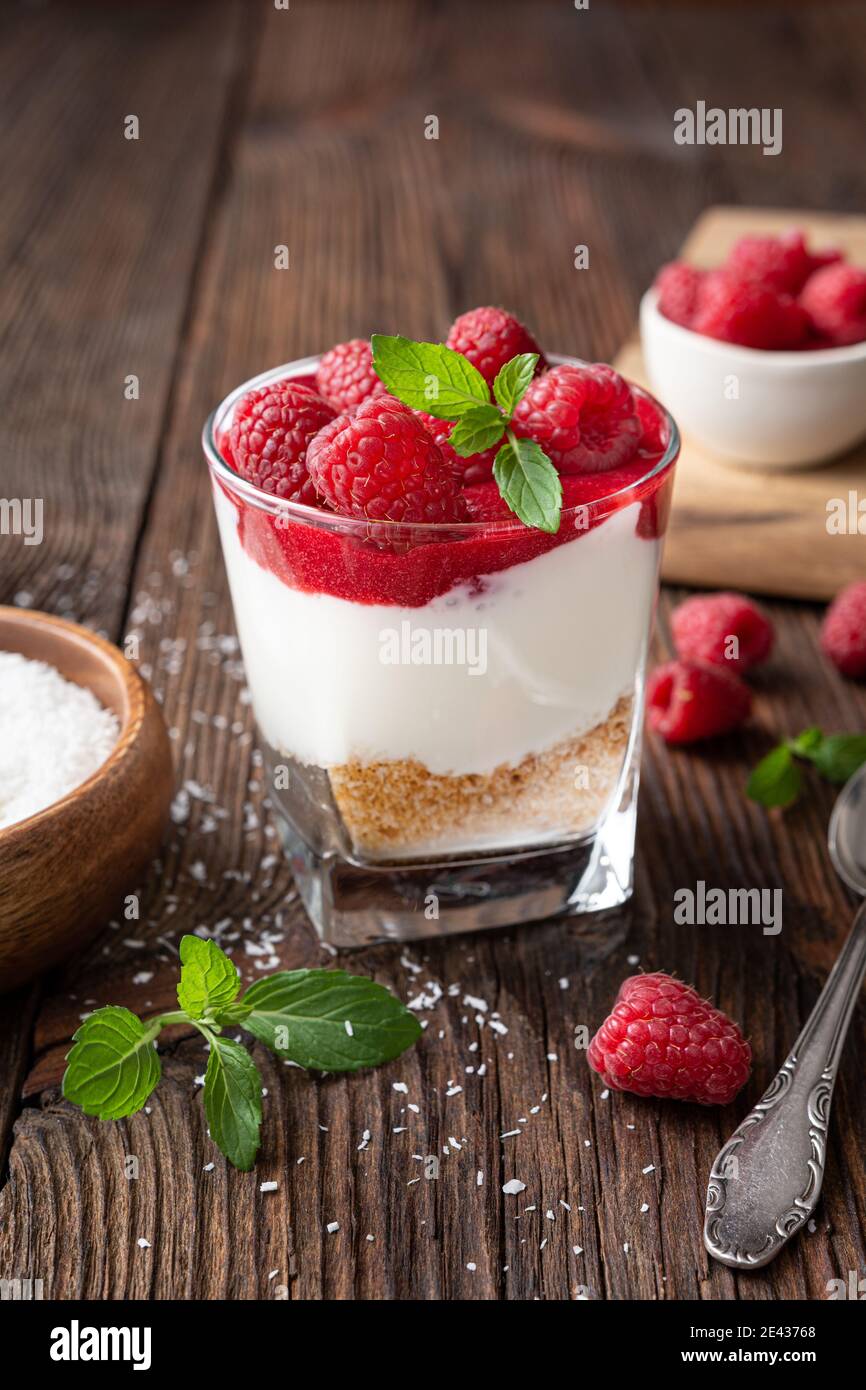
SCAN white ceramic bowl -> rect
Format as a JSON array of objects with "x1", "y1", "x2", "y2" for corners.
[{"x1": 640, "y1": 288, "x2": 866, "y2": 470}]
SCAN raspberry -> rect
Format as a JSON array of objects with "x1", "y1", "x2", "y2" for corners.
[
  {"x1": 647, "y1": 658, "x2": 751, "y2": 744},
  {"x1": 306, "y1": 394, "x2": 463, "y2": 523},
  {"x1": 229, "y1": 380, "x2": 336, "y2": 505},
  {"x1": 654, "y1": 261, "x2": 703, "y2": 327},
  {"x1": 512, "y1": 364, "x2": 641, "y2": 473},
  {"x1": 820, "y1": 580, "x2": 866, "y2": 679},
  {"x1": 799, "y1": 263, "x2": 866, "y2": 347},
  {"x1": 446, "y1": 306, "x2": 546, "y2": 387},
  {"x1": 415, "y1": 411, "x2": 498, "y2": 485},
  {"x1": 671, "y1": 592, "x2": 774, "y2": 674},
  {"x1": 588, "y1": 972, "x2": 751, "y2": 1106},
  {"x1": 692, "y1": 272, "x2": 808, "y2": 349},
  {"x1": 315, "y1": 338, "x2": 385, "y2": 412},
  {"x1": 725, "y1": 229, "x2": 815, "y2": 295}
]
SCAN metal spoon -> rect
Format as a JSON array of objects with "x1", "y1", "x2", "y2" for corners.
[{"x1": 703, "y1": 760, "x2": 866, "y2": 1270}]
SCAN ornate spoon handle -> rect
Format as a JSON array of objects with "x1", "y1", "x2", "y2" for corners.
[{"x1": 704, "y1": 900, "x2": 866, "y2": 1270}]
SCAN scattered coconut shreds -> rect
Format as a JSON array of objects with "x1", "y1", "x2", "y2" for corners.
[
  {"x1": 268, "y1": 1270, "x2": 279, "y2": 1281},
  {"x1": 260, "y1": 1181, "x2": 278, "y2": 1194},
  {"x1": 392, "y1": 1082, "x2": 408, "y2": 1094},
  {"x1": 477, "y1": 1171, "x2": 484, "y2": 1187},
  {"x1": 501, "y1": 1129, "x2": 521, "y2": 1140},
  {"x1": 559, "y1": 978, "x2": 569, "y2": 990},
  {"x1": 326, "y1": 1222, "x2": 340, "y2": 1235},
  {"x1": 573, "y1": 1245, "x2": 583, "y2": 1256},
  {"x1": 344, "y1": 1020, "x2": 353, "y2": 1037},
  {"x1": 366, "y1": 1234, "x2": 375, "y2": 1242},
  {"x1": 600, "y1": 1089, "x2": 610, "y2": 1100},
  {"x1": 640, "y1": 1203, "x2": 649, "y2": 1214},
  {"x1": 137, "y1": 1238, "x2": 151, "y2": 1250},
  {"x1": 203, "y1": 1163, "x2": 214, "y2": 1173},
  {"x1": 466, "y1": 1262, "x2": 476, "y2": 1272},
  {"x1": 502, "y1": 1179, "x2": 526, "y2": 1196},
  {"x1": 642, "y1": 1164, "x2": 656, "y2": 1175}
]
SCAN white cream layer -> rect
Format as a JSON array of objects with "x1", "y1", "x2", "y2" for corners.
[{"x1": 214, "y1": 486, "x2": 660, "y2": 776}]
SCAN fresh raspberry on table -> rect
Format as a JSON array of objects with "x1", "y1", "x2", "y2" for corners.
[
  {"x1": 692, "y1": 272, "x2": 809, "y2": 349},
  {"x1": 646, "y1": 658, "x2": 751, "y2": 743},
  {"x1": 820, "y1": 580, "x2": 866, "y2": 679},
  {"x1": 415, "y1": 410, "x2": 498, "y2": 485},
  {"x1": 671, "y1": 592, "x2": 774, "y2": 674},
  {"x1": 228, "y1": 379, "x2": 336, "y2": 505},
  {"x1": 306, "y1": 394, "x2": 464, "y2": 523},
  {"x1": 654, "y1": 261, "x2": 704, "y2": 327},
  {"x1": 588, "y1": 972, "x2": 752, "y2": 1106},
  {"x1": 512, "y1": 363, "x2": 641, "y2": 472},
  {"x1": 799, "y1": 263, "x2": 866, "y2": 346},
  {"x1": 446, "y1": 306, "x2": 546, "y2": 386},
  {"x1": 315, "y1": 338, "x2": 386, "y2": 412},
  {"x1": 724, "y1": 229, "x2": 825, "y2": 296}
]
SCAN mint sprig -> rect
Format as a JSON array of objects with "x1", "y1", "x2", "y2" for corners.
[
  {"x1": 747, "y1": 728, "x2": 866, "y2": 809},
  {"x1": 371, "y1": 333, "x2": 560, "y2": 531},
  {"x1": 63, "y1": 936, "x2": 422, "y2": 1171}
]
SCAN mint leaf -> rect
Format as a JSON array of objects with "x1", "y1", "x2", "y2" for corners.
[
  {"x1": 371, "y1": 334, "x2": 490, "y2": 420},
  {"x1": 448, "y1": 404, "x2": 505, "y2": 458},
  {"x1": 805, "y1": 733, "x2": 866, "y2": 785},
  {"x1": 177, "y1": 934, "x2": 240, "y2": 1019},
  {"x1": 203, "y1": 1036, "x2": 262, "y2": 1171},
  {"x1": 788, "y1": 727, "x2": 823, "y2": 757},
  {"x1": 493, "y1": 436, "x2": 562, "y2": 533},
  {"x1": 212, "y1": 1001, "x2": 254, "y2": 1025},
  {"x1": 747, "y1": 745, "x2": 802, "y2": 808},
  {"x1": 242, "y1": 969, "x2": 422, "y2": 1072},
  {"x1": 63, "y1": 1006, "x2": 161, "y2": 1120},
  {"x1": 493, "y1": 353, "x2": 538, "y2": 415}
]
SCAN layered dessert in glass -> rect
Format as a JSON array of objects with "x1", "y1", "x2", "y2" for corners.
[{"x1": 203, "y1": 310, "x2": 678, "y2": 945}]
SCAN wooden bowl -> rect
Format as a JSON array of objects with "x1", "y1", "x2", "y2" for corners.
[{"x1": 0, "y1": 607, "x2": 174, "y2": 991}]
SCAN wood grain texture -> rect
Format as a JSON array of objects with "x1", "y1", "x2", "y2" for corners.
[
  {"x1": 618, "y1": 206, "x2": 866, "y2": 600},
  {"x1": 1, "y1": 0, "x2": 866, "y2": 1301}
]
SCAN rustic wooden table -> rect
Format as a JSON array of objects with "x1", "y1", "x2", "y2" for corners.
[{"x1": 1, "y1": 0, "x2": 865, "y2": 1302}]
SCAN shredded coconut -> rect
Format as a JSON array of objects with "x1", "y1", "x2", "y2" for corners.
[{"x1": 0, "y1": 652, "x2": 119, "y2": 829}]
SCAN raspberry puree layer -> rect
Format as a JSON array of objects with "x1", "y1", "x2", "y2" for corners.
[{"x1": 216, "y1": 385, "x2": 672, "y2": 609}]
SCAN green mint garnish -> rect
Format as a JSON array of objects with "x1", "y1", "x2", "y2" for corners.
[
  {"x1": 493, "y1": 433, "x2": 563, "y2": 535},
  {"x1": 493, "y1": 353, "x2": 539, "y2": 415},
  {"x1": 242, "y1": 968, "x2": 423, "y2": 1072},
  {"x1": 177, "y1": 933, "x2": 241, "y2": 1018},
  {"x1": 448, "y1": 404, "x2": 505, "y2": 458},
  {"x1": 63, "y1": 1006, "x2": 163, "y2": 1121},
  {"x1": 62, "y1": 936, "x2": 421, "y2": 1171},
  {"x1": 371, "y1": 332, "x2": 560, "y2": 532},
  {"x1": 747, "y1": 728, "x2": 866, "y2": 809},
  {"x1": 746, "y1": 744, "x2": 802, "y2": 809},
  {"x1": 371, "y1": 335, "x2": 489, "y2": 419},
  {"x1": 202, "y1": 1035, "x2": 262, "y2": 1172}
]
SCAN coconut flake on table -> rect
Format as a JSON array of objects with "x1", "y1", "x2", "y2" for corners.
[{"x1": 0, "y1": 652, "x2": 120, "y2": 830}]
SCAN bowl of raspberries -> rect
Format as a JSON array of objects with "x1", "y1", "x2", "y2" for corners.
[{"x1": 640, "y1": 228, "x2": 866, "y2": 469}]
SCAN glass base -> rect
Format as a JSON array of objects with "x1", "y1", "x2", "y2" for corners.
[{"x1": 275, "y1": 763, "x2": 639, "y2": 948}]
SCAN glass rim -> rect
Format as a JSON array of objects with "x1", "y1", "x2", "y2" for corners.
[{"x1": 202, "y1": 352, "x2": 680, "y2": 535}]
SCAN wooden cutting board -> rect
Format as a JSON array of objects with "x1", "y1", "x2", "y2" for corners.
[{"x1": 615, "y1": 206, "x2": 866, "y2": 601}]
